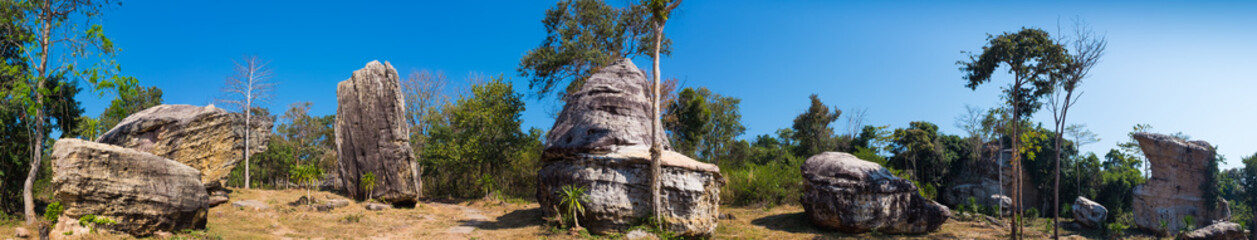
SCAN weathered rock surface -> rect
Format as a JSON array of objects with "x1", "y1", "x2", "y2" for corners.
[
  {"x1": 801, "y1": 152, "x2": 951, "y2": 234},
  {"x1": 365, "y1": 202, "x2": 393, "y2": 211},
  {"x1": 1181, "y1": 222, "x2": 1246, "y2": 240},
  {"x1": 1132, "y1": 132, "x2": 1222, "y2": 233},
  {"x1": 231, "y1": 200, "x2": 269, "y2": 211},
  {"x1": 1073, "y1": 196, "x2": 1107, "y2": 228},
  {"x1": 537, "y1": 58, "x2": 720, "y2": 237},
  {"x1": 942, "y1": 146, "x2": 1040, "y2": 211},
  {"x1": 98, "y1": 104, "x2": 272, "y2": 189},
  {"x1": 992, "y1": 194, "x2": 1013, "y2": 217},
  {"x1": 50, "y1": 139, "x2": 208, "y2": 237},
  {"x1": 544, "y1": 58, "x2": 670, "y2": 155},
  {"x1": 14, "y1": 227, "x2": 29, "y2": 238},
  {"x1": 335, "y1": 60, "x2": 418, "y2": 206}
]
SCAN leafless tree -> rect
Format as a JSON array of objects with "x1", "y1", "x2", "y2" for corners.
[
  {"x1": 1049, "y1": 17, "x2": 1107, "y2": 239},
  {"x1": 401, "y1": 69, "x2": 448, "y2": 199},
  {"x1": 220, "y1": 55, "x2": 276, "y2": 190},
  {"x1": 845, "y1": 107, "x2": 868, "y2": 137}
]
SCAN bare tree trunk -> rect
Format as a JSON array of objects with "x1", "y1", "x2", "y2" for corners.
[
  {"x1": 649, "y1": 21, "x2": 666, "y2": 230},
  {"x1": 1011, "y1": 78, "x2": 1022, "y2": 240},
  {"x1": 23, "y1": 2, "x2": 52, "y2": 224},
  {"x1": 412, "y1": 161, "x2": 423, "y2": 199},
  {"x1": 245, "y1": 104, "x2": 251, "y2": 189}
]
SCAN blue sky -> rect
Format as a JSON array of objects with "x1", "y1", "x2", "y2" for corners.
[{"x1": 79, "y1": 0, "x2": 1257, "y2": 169}]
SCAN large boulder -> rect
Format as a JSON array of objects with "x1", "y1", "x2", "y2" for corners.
[
  {"x1": 1132, "y1": 132, "x2": 1223, "y2": 233},
  {"x1": 1073, "y1": 196, "x2": 1107, "y2": 228},
  {"x1": 537, "y1": 58, "x2": 721, "y2": 237},
  {"x1": 335, "y1": 60, "x2": 418, "y2": 205},
  {"x1": 98, "y1": 104, "x2": 272, "y2": 195},
  {"x1": 50, "y1": 139, "x2": 208, "y2": 237},
  {"x1": 801, "y1": 152, "x2": 951, "y2": 234},
  {"x1": 1181, "y1": 222, "x2": 1247, "y2": 240}
]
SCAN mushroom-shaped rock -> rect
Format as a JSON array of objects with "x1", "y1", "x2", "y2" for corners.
[
  {"x1": 1131, "y1": 132, "x2": 1224, "y2": 233},
  {"x1": 537, "y1": 58, "x2": 721, "y2": 237},
  {"x1": 801, "y1": 152, "x2": 950, "y2": 234},
  {"x1": 335, "y1": 60, "x2": 419, "y2": 205},
  {"x1": 1073, "y1": 196, "x2": 1107, "y2": 228},
  {"x1": 50, "y1": 138, "x2": 208, "y2": 237}
]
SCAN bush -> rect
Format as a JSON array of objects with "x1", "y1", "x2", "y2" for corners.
[
  {"x1": 720, "y1": 159, "x2": 802, "y2": 207},
  {"x1": 44, "y1": 201, "x2": 63, "y2": 222}
]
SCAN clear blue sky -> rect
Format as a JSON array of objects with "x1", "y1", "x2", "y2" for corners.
[{"x1": 79, "y1": 0, "x2": 1257, "y2": 169}]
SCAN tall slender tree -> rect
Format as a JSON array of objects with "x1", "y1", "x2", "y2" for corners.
[
  {"x1": 5, "y1": 0, "x2": 135, "y2": 224},
  {"x1": 645, "y1": 0, "x2": 681, "y2": 229},
  {"x1": 221, "y1": 55, "x2": 275, "y2": 190},
  {"x1": 959, "y1": 28, "x2": 1068, "y2": 239},
  {"x1": 1048, "y1": 19, "x2": 1106, "y2": 239}
]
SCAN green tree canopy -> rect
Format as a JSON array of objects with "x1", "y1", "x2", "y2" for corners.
[{"x1": 791, "y1": 94, "x2": 841, "y2": 158}]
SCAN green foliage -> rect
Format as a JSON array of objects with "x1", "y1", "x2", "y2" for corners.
[
  {"x1": 43, "y1": 201, "x2": 62, "y2": 222},
  {"x1": 720, "y1": 157, "x2": 802, "y2": 207},
  {"x1": 518, "y1": 0, "x2": 666, "y2": 99},
  {"x1": 958, "y1": 27, "x2": 1069, "y2": 120},
  {"x1": 422, "y1": 77, "x2": 542, "y2": 199},
  {"x1": 1105, "y1": 211, "x2": 1133, "y2": 239},
  {"x1": 667, "y1": 87, "x2": 709, "y2": 156},
  {"x1": 289, "y1": 163, "x2": 323, "y2": 206},
  {"x1": 361, "y1": 172, "x2": 376, "y2": 201},
  {"x1": 341, "y1": 213, "x2": 363, "y2": 224},
  {"x1": 77, "y1": 214, "x2": 116, "y2": 233},
  {"x1": 664, "y1": 87, "x2": 746, "y2": 163},
  {"x1": 1181, "y1": 215, "x2": 1195, "y2": 233},
  {"x1": 888, "y1": 121, "x2": 950, "y2": 186},
  {"x1": 791, "y1": 94, "x2": 842, "y2": 157},
  {"x1": 558, "y1": 185, "x2": 590, "y2": 228},
  {"x1": 1097, "y1": 149, "x2": 1146, "y2": 214}
]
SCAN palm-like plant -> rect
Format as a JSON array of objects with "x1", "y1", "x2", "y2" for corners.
[
  {"x1": 289, "y1": 163, "x2": 323, "y2": 207},
  {"x1": 559, "y1": 185, "x2": 590, "y2": 229},
  {"x1": 361, "y1": 172, "x2": 377, "y2": 202}
]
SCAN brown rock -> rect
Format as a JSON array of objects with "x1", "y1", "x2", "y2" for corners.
[
  {"x1": 1131, "y1": 132, "x2": 1222, "y2": 233},
  {"x1": 98, "y1": 104, "x2": 272, "y2": 189},
  {"x1": 801, "y1": 152, "x2": 951, "y2": 234},
  {"x1": 14, "y1": 227, "x2": 29, "y2": 238},
  {"x1": 50, "y1": 139, "x2": 208, "y2": 237},
  {"x1": 335, "y1": 61, "x2": 418, "y2": 205}
]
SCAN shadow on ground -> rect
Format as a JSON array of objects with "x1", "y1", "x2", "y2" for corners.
[
  {"x1": 475, "y1": 208, "x2": 544, "y2": 230},
  {"x1": 749, "y1": 211, "x2": 969, "y2": 240}
]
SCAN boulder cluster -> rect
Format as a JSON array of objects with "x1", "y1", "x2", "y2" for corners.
[
  {"x1": 49, "y1": 104, "x2": 273, "y2": 237},
  {"x1": 536, "y1": 59, "x2": 724, "y2": 237}
]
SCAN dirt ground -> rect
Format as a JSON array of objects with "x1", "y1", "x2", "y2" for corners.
[{"x1": 0, "y1": 188, "x2": 1170, "y2": 239}]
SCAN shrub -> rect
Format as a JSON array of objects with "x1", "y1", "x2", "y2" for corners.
[
  {"x1": 719, "y1": 159, "x2": 802, "y2": 207},
  {"x1": 44, "y1": 202, "x2": 63, "y2": 222}
]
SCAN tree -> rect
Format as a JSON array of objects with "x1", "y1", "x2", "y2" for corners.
[
  {"x1": 644, "y1": 0, "x2": 681, "y2": 229},
  {"x1": 361, "y1": 172, "x2": 376, "y2": 202},
  {"x1": 889, "y1": 121, "x2": 949, "y2": 188},
  {"x1": 422, "y1": 76, "x2": 530, "y2": 199},
  {"x1": 518, "y1": 0, "x2": 666, "y2": 100},
  {"x1": 401, "y1": 70, "x2": 447, "y2": 199},
  {"x1": 1047, "y1": 19, "x2": 1106, "y2": 238},
  {"x1": 72, "y1": 85, "x2": 162, "y2": 140},
  {"x1": 666, "y1": 87, "x2": 708, "y2": 156},
  {"x1": 558, "y1": 185, "x2": 590, "y2": 230},
  {"x1": 289, "y1": 163, "x2": 322, "y2": 207},
  {"x1": 221, "y1": 55, "x2": 275, "y2": 190},
  {"x1": 791, "y1": 94, "x2": 841, "y2": 158},
  {"x1": 958, "y1": 27, "x2": 1069, "y2": 239},
  {"x1": 5, "y1": 0, "x2": 135, "y2": 223}
]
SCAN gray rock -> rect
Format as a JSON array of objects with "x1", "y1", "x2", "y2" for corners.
[
  {"x1": 365, "y1": 202, "x2": 392, "y2": 211},
  {"x1": 625, "y1": 229, "x2": 659, "y2": 240},
  {"x1": 98, "y1": 104, "x2": 272, "y2": 189},
  {"x1": 537, "y1": 59, "x2": 720, "y2": 237},
  {"x1": 544, "y1": 58, "x2": 670, "y2": 155},
  {"x1": 335, "y1": 61, "x2": 418, "y2": 206},
  {"x1": 325, "y1": 199, "x2": 351, "y2": 208},
  {"x1": 208, "y1": 195, "x2": 229, "y2": 208},
  {"x1": 231, "y1": 200, "x2": 269, "y2": 211},
  {"x1": 14, "y1": 227, "x2": 28, "y2": 238},
  {"x1": 1182, "y1": 221, "x2": 1246, "y2": 240},
  {"x1": 1073, "y1": 196, "x2": 1107, "y2": 228},
  {"x1": 1132, "y1": 133, "x2": 1224, "y2": 233},
  {"x1": 50, "y1": 139, "x2": 208, "y2": 237},
  {"x1": 801, "y1": 152, "x2": 951, "y2": 234},
  {"x1": 991, "y1": 194, "x2": 1012, "y2": 217}
]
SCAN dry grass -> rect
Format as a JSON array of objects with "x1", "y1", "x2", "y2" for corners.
[{"x1": 0, "y1": 189, "x2": 1175, "y2": 239}]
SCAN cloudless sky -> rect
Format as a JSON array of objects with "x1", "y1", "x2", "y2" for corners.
[{"x1": 79, "y1": 0, "x2": 1257, "y2": 169}]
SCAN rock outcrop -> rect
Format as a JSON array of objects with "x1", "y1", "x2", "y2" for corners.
[
  {"x1": 802, "y1": 152, "x2": 951, "y2": 234},
  {"x1": 537, "y1": 59, "x2": 721, "y2": 237},
  {"x1": 1073, "y1": 196, "x2": 1107, "y2": 228},
  {"x1": 1132, "y1": 132, "x2": 1222, "y2": 233},
  {"x1": 1181, "y1": 222, "x2": 1247, "y2": 240},
  {"x1": 50, "y1": 139, "x2": 208, "y2": 237},
  {"x1": 335, "y1": 61, "x2": 418, "y2": 205},
  {"x1": 98, "y1": 104, "x2": 271, "y2": 206},
  {"x1": 941, "y1": 147, "x2": 1040, "y2": 211}
]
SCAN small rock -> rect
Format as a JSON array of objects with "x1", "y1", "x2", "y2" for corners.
[
  {"x1": 209, "y1": 195, "x2": 229, "y2": 207},
  {"x1": 232, "y1": 200, "x2": 269, "y2": 210},
  {"x1": 314, "y1": 204, "x2": 335, "y2": 212},
  {"x1": 625, "y1": 229, "x2": 659, "y2": 240},
  {"x1": 325, "y1": 199, "x2": 351, "y2": 208},
  {"x1": 1072, "y1": 196, "x2": 1107, "y2": 229},
  {"x1": 153, "y1": 231, "x2": 173, "y2": 239},
  {"x1": 1181, "y1": 221, "x2": 1246, "y2": 240},
  {"x1": 289, "y1": 196, "x2": 311, "y2": 206},
  {"x1": 719, "y1": 213, "x2": 736, "y2": 220},
  {"x1": 366, "y1": 202, "x2": 392, "y2": 211},
  {"x1": 14, "y1": 227, "x2": 29, "y2": 238}
]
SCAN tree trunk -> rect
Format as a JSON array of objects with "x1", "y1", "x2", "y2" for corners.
[
  {"x1": 649, "y1": 21, "x2": 666, "y2": 229},
  {"x1": 245, "y1": 105, "x2": 251, "y2": 189},
  {"x1": 1010, "y1": 78, "x2": 1022, "y2": 240},
  {"x1": 412, "y1": 160, "x2": 424, "y2": 199},
  {"x1": 24, "y1": 2, "x2": 53, "y2": 224}
]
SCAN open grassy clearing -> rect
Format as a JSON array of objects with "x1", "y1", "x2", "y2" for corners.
[{"x1": 0, "y1": 188, "x2": 1173, "y2": 239}]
